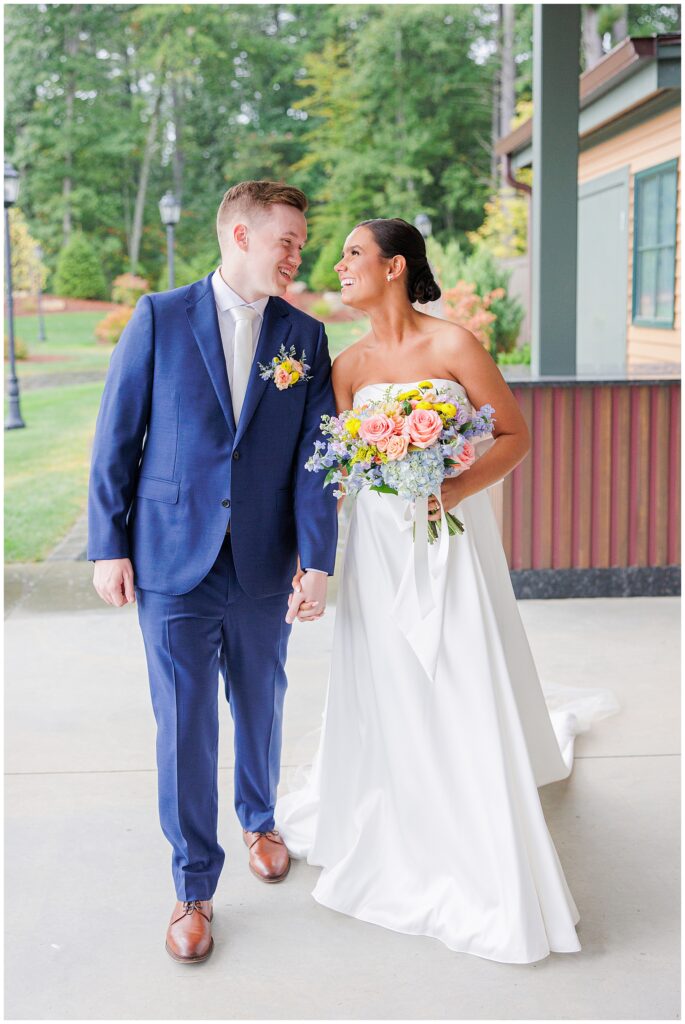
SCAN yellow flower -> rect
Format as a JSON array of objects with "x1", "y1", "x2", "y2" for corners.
[
  {"x1": 345, "y1": 416, "x2": 361, "y2": 438},
  {"x1": 418, "y1": 380, "x2": 434, "y2": 389},
  {"x1": 397, "y1": 389, "x2": 420, "y2": 401},
  {"x1": 280, "y1": 359, "x2": 292, "y2": 372},
  {"x1": 290, "y1": 371, "x2": 300, "y2": 384},
  {"x1": 415, "y1": 400, "x2": 433, "y2": 410},
  {"x1": 350, "y1": 445, "x2": 377, "y2": 465},
  {"x1": 436, "y1": 402, "x2": 457, "y2": 418}
]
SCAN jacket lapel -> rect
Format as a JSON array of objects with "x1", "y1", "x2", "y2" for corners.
[
  {"x1": 185, "y1": 275, "x2": 237, "y2": 438},
  {"x1": 234, "y1": 297, "x2": 293, "y2": 448}
]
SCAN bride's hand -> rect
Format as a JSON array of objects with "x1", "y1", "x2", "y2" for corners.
[{"x1": 428, "y1": 477, "x2": 466, "y2": 520}]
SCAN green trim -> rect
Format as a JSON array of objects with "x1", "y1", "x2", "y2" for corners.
[
  {"x1": 632, "y1": 158, "x2": 678, "y2": 329},
  {"x1": 579, "y1": 90, "x2": 680, "y2": 154},
  {"x1": 633, "y1": 317, "x2": 676, "y2": 329},
  {"x1": 635, "y1": 157, "x2": 679, "y2": 180}
]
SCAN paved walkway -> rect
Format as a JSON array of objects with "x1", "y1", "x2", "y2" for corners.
[{"x1": 4, "y1": 560, "x2": 680, "y2": 1019}]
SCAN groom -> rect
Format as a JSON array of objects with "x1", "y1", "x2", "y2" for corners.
[{"x1": 88, "y1": 180, "x2": 338, "y2": 963}]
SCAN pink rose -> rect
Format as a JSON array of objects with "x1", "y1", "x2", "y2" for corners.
[
  {"x1": 386, "y1": 434, "x2": 409, "y2": 461},
  {"x1": 274, "y1": 367, "x2": 291, "y2": 390},
  {"x1": 455, "y1": 440, "x2": 475, "y2": 469},
  {"x1": 376, "y1": 437, "x2": 390, "y2": 452},
  {"x1": 390, "y1": 411, "x2": 405, "y2": 434},
  {"x1": 404, "y1": 408, "x2": 443, "y2": 449},
  {"x1": 290, "y1": 359, "x2": 304, "y2": 374},
  {"x1": 358, "y1": 413, "x2": 395, "y2": 445}
]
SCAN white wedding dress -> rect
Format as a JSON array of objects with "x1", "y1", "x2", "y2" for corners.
[{"x1": 276, "y1": 378, "x2": 620, "y2": 964}]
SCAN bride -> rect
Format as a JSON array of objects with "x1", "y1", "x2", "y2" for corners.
[{"x1": 276, "y1": 217, "x2": 619, "y2": 964}]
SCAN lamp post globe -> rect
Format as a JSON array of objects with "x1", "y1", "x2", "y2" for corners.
[
  {"x1": 4, "y1": 161, "x2": 20, "y2": 208},
  {"x1": 414, "y1": 212, "x2": 432, "y2": 240},
  {"x1": 4, "y1": 160, "x2": 25, "y2": 429},
  {"x1": 159, "y1": 191, "x2": 181, "y2": 290}
]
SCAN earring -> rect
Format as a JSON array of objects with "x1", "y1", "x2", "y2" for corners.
[{"x1": 387, "y1": 274, "x2": 392, "y2": 282}]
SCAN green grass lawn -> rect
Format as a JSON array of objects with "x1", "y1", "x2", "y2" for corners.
[
  {"x1": 325, "y1": 319, "x2": 369, "y2": 358},
  {"x1": 9, "y1": 311, "x2": 365, "y2": 373},
  {"x1": 4, "y1": 382, "x2": 105, "y2": 562},
  {"x1": 10, "y1": 312, "x2": 113, "y2": 377},
  {"x1": 4, "y1": 312, "x2": 366, "y2": 562}
]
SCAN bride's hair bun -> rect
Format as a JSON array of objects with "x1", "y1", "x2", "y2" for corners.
[
  {"x1": 409, "y1": 262, "x2": 441, "y2": 305},
  {"x1": 357, "y1": 217, "x2": 442, "y2": 305}
]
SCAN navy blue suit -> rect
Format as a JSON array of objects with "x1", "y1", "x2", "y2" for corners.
[{"x1": 88, "y1": 273, "x2": 337, "y2": 898}]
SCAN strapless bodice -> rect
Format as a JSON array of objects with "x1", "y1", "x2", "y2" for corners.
[{"x1": 353, "y1": 377, "x2": 469, "y2": 407}]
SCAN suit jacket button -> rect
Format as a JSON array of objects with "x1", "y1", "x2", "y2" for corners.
[
  {"x1": 233, "y1": 451, "x2": 240, "y2": 461},
  {"x1": 221, "y1": 498, "x2": 231, "y2": 508}
]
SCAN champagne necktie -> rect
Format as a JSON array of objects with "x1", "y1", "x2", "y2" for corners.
[{"x1": 229, "y1": 305, "x2": 259, "y2": 426}]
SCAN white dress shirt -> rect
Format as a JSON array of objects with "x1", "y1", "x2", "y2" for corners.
[
  {"x1": 211, "y1": 268, "x2": 327, "y2": 577},
  {"x1": 211, "y1": 268, "x2": 268, "y2": 392}
]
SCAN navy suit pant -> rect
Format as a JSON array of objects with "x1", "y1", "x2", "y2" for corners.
[{"x1": 136, "y1": 534, "x2": 292, "y2": 900}]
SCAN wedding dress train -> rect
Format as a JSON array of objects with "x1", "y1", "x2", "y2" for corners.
[{"x1": 276, "y1": 379, "x2": 620, "y2": 964}]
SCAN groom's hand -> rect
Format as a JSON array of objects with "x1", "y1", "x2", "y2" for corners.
[
  {"x1": 295, "y1": 570, "x2": 327, "y2": 623},
  {"x1": 93, "y1": 558, "x2": 136, "y2": 607}
]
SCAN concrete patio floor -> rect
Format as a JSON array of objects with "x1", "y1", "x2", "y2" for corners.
[{"x1": 4, "y1": 560, "x2": 680, "y2": 1020}]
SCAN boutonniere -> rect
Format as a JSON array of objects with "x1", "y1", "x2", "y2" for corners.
[{"x1": 259, "y1": 344, "x2": 312, "y2": 390}]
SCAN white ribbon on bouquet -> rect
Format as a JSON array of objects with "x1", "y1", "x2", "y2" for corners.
[{"x1": 388, "y1": 493, "x2": 452, "y2": 682}]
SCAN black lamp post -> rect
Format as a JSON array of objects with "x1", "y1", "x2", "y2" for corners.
[
  {"x1": 414, "y1": 212, "x2": 432, "y2": 240},
  {"x1": 35, "y1": 243, "x2": 46, "y2": 342},
  {"x1": 4, "y1": 160, "x2": 25, "y2": 430},
  {"x1": 158, "y1": 191, "x2": 181, "y2": 289}
]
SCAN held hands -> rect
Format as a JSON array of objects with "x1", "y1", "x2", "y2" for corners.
[
  {"x1": 93, "y1": 558, "x2": 136, "y2": 606},
  {"x1": 285, "y1": 565, "x2": 327, "y2": 624}
]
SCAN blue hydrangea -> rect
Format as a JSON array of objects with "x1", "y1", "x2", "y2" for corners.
[{"x1": 379, "y1": 445, "x2": 445, "y2": 500}]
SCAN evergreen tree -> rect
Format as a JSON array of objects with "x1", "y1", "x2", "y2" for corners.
[{"x1": 54, "y1": 233, "x2": 107, "y2": 298}]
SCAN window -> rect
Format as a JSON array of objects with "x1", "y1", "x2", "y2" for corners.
[{"x1": 632, "y1": 159, "x2": 678, "y2": 328}]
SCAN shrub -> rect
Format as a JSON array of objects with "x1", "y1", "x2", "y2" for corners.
[
  {"x1": 112, "y1": 273, "x2": 149, "y2": 306},
  {"x1": 95, "y1": 306, "x2": 133, "y2": 345},
  {"x1": 309, "y1": 234, "x2": 345, "y2": 293},
  {"x1": 441, "y1": 281, "x2": 505, "y2": 351},
  {"x1": 54, "y1": 234, "x2": 107, "y2": 299},
  {"x1": 427, "y1": 237, "x2": 525, "y2": 356},
  {"x1": 497, "y1": 342, "x2": 531, "y2": 365},
  {"x1": 310, "y1": 299, "x2": 332, "y2": 318},
  {"x1": 466, "y1": 247, "x2": 525, "y2": 355},
  {"x1": 8, "y1": 208, "x2": 48, "y2": 292},
  {"x1": 4, "y1": 334, "x2": 29, "y2": 360}
]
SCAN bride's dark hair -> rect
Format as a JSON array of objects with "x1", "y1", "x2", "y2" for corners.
[{"x1": 357, "y1": 217, "x2": 441, "y2": 304}]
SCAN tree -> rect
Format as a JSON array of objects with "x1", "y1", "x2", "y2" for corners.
[
  {"x1": 54, "y1": 233, "x2": 107, "y2": 298},
  {"x1": 8, "y1": 208, "x2": 47, "y2": 292},
  {"x1": 5, "y1": 4, "x2": 140, "y2": 278}
]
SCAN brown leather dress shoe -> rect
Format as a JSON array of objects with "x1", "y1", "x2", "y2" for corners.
[
  {"x1": 165, "y1": 899, "x2": 214, "y2": 963},
  {"x1": 243, "y1": 829, "x2": 291, "y2": 883}
]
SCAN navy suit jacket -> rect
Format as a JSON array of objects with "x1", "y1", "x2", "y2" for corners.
[{"x1": 87, "y1": 273, "x2": 338, "y2": 597}]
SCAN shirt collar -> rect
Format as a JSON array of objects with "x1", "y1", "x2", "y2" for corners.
[{"x1": 211, "y1": 268, "x2": 269, "y2": 318}]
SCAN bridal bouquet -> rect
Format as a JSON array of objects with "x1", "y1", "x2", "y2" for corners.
[{"x1": 305, "y1": 380, "x2": 495, "y2": 543}]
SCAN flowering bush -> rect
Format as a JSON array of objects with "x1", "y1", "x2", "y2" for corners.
[
  {"x1": 441, "y1": 281, "x2": 505, "y2": 350},
  {"x1": 111, "y1": 274, "x2": 149, "y2": 306},
  {"x1": 4, "y1": 335, "x2": 28, "y2": 360},
  {"x1": 95, "y1": 306, "x2": 133, "y2": 345}
]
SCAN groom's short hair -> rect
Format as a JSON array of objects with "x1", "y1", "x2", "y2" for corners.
[{"x1": 216, "y1": 180, "x2": 308, "y2": 242}]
